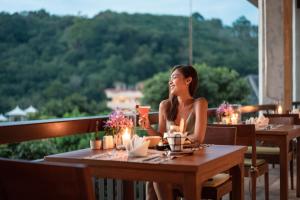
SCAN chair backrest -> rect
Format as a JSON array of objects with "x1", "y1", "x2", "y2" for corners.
[
  {"x1": 204, "y1": 126, "x2": 237, "y2": 145},
  {"x1": 209, "y1": 124, "x2": 257, "y2": 166},
  {"x1": 263, "y1": 114, "x2": 295, "y2": 125},
  {"x1": 268, "y1": 116, "x2": 294, "y2": 125},
  {"x1": 0, "y1": 158, "x2": 95, "y2": 200}
]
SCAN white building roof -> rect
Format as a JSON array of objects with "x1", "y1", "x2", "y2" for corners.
[
  {"x1": 105, "y1": 89, "x2": 143, "y2": 98},
  {"x1": 0, "y1": 114, "x2": 7, "y2": 121},
  {"x1": 6, "y1": 106, "x2": 27, "y2": 116},
  {"x1": 24, "y1": 105, "x2": 38, "y2": 114}
]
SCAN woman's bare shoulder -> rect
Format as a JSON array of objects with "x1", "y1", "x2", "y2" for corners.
[
  {"x1": 194, "y1": 98, "x2": 208, "y2": 108},
  {"x1": 159, "y1": 99, "x2": 170, "y2": 108}
]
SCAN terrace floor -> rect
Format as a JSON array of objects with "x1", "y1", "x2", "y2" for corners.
[{"x1": 223, "y1": 163, "x2": 299, "y2": 200}]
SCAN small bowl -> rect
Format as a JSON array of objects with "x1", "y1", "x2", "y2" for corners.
[{"x1": 144, "y1": 136, "x2": 161, "y2": 148}]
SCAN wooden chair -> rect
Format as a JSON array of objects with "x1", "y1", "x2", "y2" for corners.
[
  {"x1": 0, "y1": 158, "x2": 95, "y2": 200},
  {"x1": 201, "y1": 126, "x2": 237, "y2": 200},
  {"x1": 211, "y1": 124, "x2": 269, "y2": 200},
  {"x1": 253, "y1": 115, "x2": 295, "y2": 189},
  {"x1": 204, "y1": 126, "x2": 237, "y2": 145},
  {"x1": 268, "y1": 116, "x2": 294, "y2": 125}
]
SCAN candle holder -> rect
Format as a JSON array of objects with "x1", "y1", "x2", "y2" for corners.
[
  {"x1": 276, "y1": 101, "x2": 283, "y2": 114},
  {"x1": 122, "y1": 128, "x2": 132, "y2": 150},
  {"x1": 231, "y1": 104, "x2": 241, "y2": 124}
]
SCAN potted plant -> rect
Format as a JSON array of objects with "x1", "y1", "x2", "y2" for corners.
[{"x1": 90, "y1": 121, "x2": 102, "y2": 150}]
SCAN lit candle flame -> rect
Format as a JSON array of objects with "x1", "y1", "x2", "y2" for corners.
[
  {"x1": 122, "y1": 128, "x2": 131, "y2": 147},
  {"x1": 231, "y1": 113, "x2": 238, "y2": 124},
  {"x1": 278, "y1": 105, "x2": 283, "y2": 114},
  {"x1": 123, "y1": 128, "x2": 130, "y2": 140}
]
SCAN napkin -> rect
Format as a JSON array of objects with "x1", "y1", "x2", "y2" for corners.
[
  {"x1": 291, "y1": 108, "x2": 300, "y2": 114},
  {"x1": 245, "y1": 116, "x2": 269, "y2": 129},
  {"x1": 126, "y1": 135, "x2": 150, "y2": 157},
  {"x1": 169, "y1": 125, "x2": 180, "y2": 133}
]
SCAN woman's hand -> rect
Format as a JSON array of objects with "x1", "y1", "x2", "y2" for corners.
[{"x1": 138, "y1": 115, "x2": 151, "y2": 129}]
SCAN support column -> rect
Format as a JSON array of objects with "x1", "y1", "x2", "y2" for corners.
[
  {"x1": 259, "y1": 0, "x2": 293, "y2": 112},
  {"x1": 293, "y1": 0, "x2": 300, "y2": 101}
]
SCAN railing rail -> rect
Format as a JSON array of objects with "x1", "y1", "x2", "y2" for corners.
[
  {"x1": 0, "y1": 116, "x2": 107, "y2": 145},
  {"x1": 0, "y1": 104, "x2": 279, "y2": 145}
]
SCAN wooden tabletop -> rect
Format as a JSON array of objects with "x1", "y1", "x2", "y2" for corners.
[
  {"x1": 45, "y1": 145, "x2": 246, "y2": 172},
  {"x1": 45, "y1": 145, "x2": 247, "y2": 200}
]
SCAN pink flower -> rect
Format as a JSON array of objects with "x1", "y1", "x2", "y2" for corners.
[
  {"x1": 217, "y1": 102, "x2": 234, "y2": 117},
  {"x1": 104, "y1": 109, "x2": 133, "y2": 135}
]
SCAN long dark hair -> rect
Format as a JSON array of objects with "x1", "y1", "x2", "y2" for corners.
[{"x1": 167, "y1": 65, "x2": 198, "y2": 121}]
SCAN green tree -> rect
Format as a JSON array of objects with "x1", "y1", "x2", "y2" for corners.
[{"x1": 142, "y1": 64, "x2": 250, "y2": 110}]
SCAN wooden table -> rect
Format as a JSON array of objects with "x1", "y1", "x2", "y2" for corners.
[
  {"x1": 256, "y1": 125, "x2": 300, "y2": 200},
  {"x1": 45, "y1": 145, "x2": 246, "y2": 200}
]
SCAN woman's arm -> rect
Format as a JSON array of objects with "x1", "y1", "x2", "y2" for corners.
[
  {"x1": 187, "y1": 98, "x2": 208, "y2": 144},
  {"x1": 142, "y1": 100, "x2": 168, "y2": 137}
]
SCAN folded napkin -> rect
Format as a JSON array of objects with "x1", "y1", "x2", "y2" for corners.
[
  {"x1": 245, "y1": 116, "x2": 269, "y2": 129},
  {"x1": 291, "y1": 108, "x2": 299, "y2": 114},
  {"x1": 125, "y1": 135, "x2": 150, "y2": 157}
]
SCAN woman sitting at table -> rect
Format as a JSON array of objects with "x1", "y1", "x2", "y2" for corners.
[{"x1": 139, "y1": 65, "x2": 208, "y2": 200}]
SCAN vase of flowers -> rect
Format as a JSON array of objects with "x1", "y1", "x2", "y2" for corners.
[
  {"x1": 90, "y1": 121, "x2": 102, "y2": 150},
  {"x1": 104, "y1": 109, "x2": 134, "y2": 149},
  {"x1": 216, "y1": 102, "x2": 234, "y2": 124}
]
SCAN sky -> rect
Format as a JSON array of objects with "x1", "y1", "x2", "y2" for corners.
[{"x1": 0, "y1": 0, "x2": 258, "y2": 25}]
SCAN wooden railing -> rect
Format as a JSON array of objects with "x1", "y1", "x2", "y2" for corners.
[{"x1": 0, "y1": 104, "x2": 279, "y2": 145}]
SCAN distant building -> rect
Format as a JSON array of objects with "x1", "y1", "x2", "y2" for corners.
[
  {"x1": 105, "y1": 86, "x2": 143, "y2": 111},
  {"x1": 246, "y1": 74, "x2": 259, "y2": 104},
  {"x1": 4, "y1": 105, "x2": 38, "y2": 122},
  {"x1": 24, "y1": 105, "x2": 38, "y2": 115},
  {"x1": 0, "y1": 114, "x2": 7, "y2": 122},
  {"x1": 6, "y1": 106, "x2": 27, "y2": 121}
]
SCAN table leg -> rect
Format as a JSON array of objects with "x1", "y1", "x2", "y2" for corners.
[
  {"x1": 297, "y1": 137, "x2": 300, "y2": 197},
  {"x1": 123, "y1": 180, "x2": 134, "y2": 200},
  {"x1": 183, "y1": 173, "x2": 201, "y2": 200},
  {"x1": 279, "y1": 139, "x2": 289, "y2": 200},
  {"x1": 230, "y1": 162, "x2": 244, "y2": 200}
]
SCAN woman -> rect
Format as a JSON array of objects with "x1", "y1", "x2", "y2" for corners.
[{"x1": 139, "y1": 65, "x2": 208, "y2": 200}]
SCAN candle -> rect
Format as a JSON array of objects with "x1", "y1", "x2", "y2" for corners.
[
  {"x1": 277, "y1": 105, "x2": 283, "y2": 114},
  {"x1": 122, "y1": 128, "x2": 131, "y2": 148},
  {"x1": 103, "y1": 135, "x2": 114, "y2": 150},
  {"x1": 231, "y1": 113, "x2": 238, "y2": 125}
]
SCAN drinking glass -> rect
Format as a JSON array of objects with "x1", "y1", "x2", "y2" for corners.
[{"x1": 136, "y1": 105, "x2": 151, "y2": 130}]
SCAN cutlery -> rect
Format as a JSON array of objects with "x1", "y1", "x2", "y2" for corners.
[{"x1": 142, "y1": 155, "x2": 161, "y2": 162}]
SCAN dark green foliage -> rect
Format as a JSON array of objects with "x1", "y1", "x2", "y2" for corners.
[
  {"x1": 0, "y1": 10, "x2": 257, "y2": 116},
  {"x1": 0, "y1": 140, "x2": 58, "y2": 160},
  {"x1": 142, "y1": 64, "x2": 251, "y2": 110}
]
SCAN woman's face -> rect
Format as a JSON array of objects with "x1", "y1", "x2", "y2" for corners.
[{"x1": 169, "y1": 69, "x2": 191, "y2": 96}]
